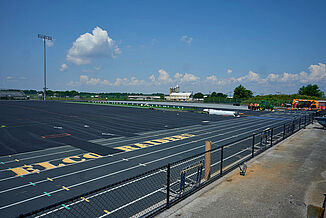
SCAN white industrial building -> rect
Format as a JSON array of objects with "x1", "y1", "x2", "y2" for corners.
[
  {"x1": 165, "y1": 92, "x2": 193, "y2": 101},
  {"x1": 165, "y1": 85, "x2": 193, "y2": 101}
]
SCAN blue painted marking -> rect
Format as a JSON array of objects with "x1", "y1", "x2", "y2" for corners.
[
  {"x1": 44, "y1": 192, "x2": 51, "y2": 196},
  {"x1": 29, "y1": 182, "x2": 35, "y2": 186},
  {"x1": 0, "y1": 162, "x2": 4, "y2": 164},
  {"x1": 62, "y1": 204, "x2": 70, "y2": 210}
]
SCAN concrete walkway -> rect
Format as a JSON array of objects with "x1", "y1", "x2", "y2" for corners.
[{"x1": 158, "y1": 123, "x2": 326, "y2": 218}]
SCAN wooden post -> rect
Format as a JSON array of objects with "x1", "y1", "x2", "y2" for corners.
[{"x1": 205, "y1": 141, "x2": 211, "y2": 180}]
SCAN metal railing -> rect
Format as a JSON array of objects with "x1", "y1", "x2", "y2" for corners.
[{"x1": 20, "y1": 113, "x2": 314, "y2": 218}]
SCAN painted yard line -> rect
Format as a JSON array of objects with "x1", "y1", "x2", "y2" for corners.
[
  {"x1": 100, "y1": 187, "x2": 163, "y2": 217},
  {"x1": 89, "y1": 136, "x2": 126, "y2": 144},
  {"x1": 0, "y1": 117, "x2": 263, "y2": 182},
  {"x1": 99, "y1": 145, "x2": 253, "y2": 217},
  {"x1": 0, "y1": 148, "x2": 81, "y2": 164},
  {"x1": 0, "y1": 120, "x2": 278, "y2": 209},
  {"x1": 40, "y1": 143, "x2": 227, "y2": 217},
  {"x1": 94, "y1": 118, "x2": 236, "y2": 146},
  {"x1": 135, "y1": 123, "x2": 207, "y2": 135},
  {"x1": 0, "y1": 119, "x2": 277, "y2": 198},
  {"x1": 37, "y1": 168, "x2": 165, "y2": 217},
  {"x1": 89, "y1": 122, "x2": 205, "y2": 144},
  {"x1": 97, "y1": 117, "x2": 255, "y2": 146},
  {"x1": 41, "y1": 140, "x2": 236, "y2": 217},
  {"x1": 0, "y1": 117, "x2": 272, "y2": 185},
  {"x1": 104, "y1": 143, "x2": 256, "y2": 216},
  {"x1": 0, "y1": 145, "x2": 72, "y2": 160}
]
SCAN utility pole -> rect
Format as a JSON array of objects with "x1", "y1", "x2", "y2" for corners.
[{"x1": 38, "y1": 34, "x2": 52, "y2": 100}]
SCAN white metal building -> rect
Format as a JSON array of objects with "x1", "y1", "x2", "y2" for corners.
[{"x1": 165, "y1": 92, "x2": 193, "y2": 101}]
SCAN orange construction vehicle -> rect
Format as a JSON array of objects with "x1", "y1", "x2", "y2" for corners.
[{"x1": 292, "y1": 99, "x2": 326, "y2": 110}]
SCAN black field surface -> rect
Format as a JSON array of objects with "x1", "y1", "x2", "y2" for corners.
[{"x1": 0, "y1": 100, "x2": 307, "y2": 217}]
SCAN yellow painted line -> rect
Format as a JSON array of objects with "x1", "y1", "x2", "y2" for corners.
[
  {"x1": 8, "y1": 155, "x2": 11, "y2": 157},
  {"x1": 81, "y1": 197, "x2": 89, "y2": 202},
  {"x1": 15, "y1": 159, "x2": 20, "y2": 162},
  {"x1": 104, "y1": 210, "x2": 110, "y2": 214},
  {"x1": 62, "y1": 186, "x2": 70, "y2": 191},
  {"x1": 1, "y1": 125, "x2": 6, "y2": 128},
  {"x1": 47, "y1": 177, "x2": 53, "y2": 182}
]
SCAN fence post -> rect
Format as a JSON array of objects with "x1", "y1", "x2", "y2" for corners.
[
  {"x1": 166, "y1": 164, "x2": 170, "y2": 209},
  {"x1": 204, "y1": 141, "x2": 211, "y2": 181},
  {"x1": 283, "y1": 124, "x2": 286, "y2": 140},
  {"x1": 270, "y1": 128, "x2": 273, "y2": 146},
  {"x1": 252, "y1": 134, "x2": 255, "y2": 158},
  {"x1": 292, "y1": 120, "x2": 294, "y2": 134},
  {"x1": 220, "y1": 146, "x2": 224, "y2": 177}
]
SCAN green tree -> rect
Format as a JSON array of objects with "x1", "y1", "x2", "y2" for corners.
[
  {"x1": 211, "y1": 92, "x2": 217, "y2": 97},
  {"x1": 216, "y1": 92, "x2": 227, "y2": 98},
  {"x1": 233, "y1": 85, "x2": 253, "y2": 99},
  {"x1": 193, "y1": 92, "x2": 204, "y2": 99},
  {"x1": 298, "y1": 84, "x2": 324, "y2": 97}
]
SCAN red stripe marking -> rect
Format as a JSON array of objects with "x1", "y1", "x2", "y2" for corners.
[{"x1": 41, "y1": 133, "x2": 71, "y2": 139}]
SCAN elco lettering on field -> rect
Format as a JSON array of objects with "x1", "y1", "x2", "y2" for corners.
[
  {"x1": 7, "y1": 133, "x2": 195, "y2": 176},
  {"x1": 8, "y1": 153, "x2": 102, "y2": 176}
]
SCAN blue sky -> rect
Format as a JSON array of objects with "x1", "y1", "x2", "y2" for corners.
[{"x1": 1, "y1": 0, "x2": 326, "y2": 95}]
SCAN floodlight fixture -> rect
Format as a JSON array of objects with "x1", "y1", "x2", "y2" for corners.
[{"x1": 38, "y1": 34, "x2": 53, "y2": 100}]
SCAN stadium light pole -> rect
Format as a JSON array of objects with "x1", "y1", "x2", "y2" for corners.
[{"x1": 38, "y1": 34, "x2": 52, "y2": 101}]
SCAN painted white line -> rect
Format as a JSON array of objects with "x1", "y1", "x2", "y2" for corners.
[
  {"x1": 96, "y1": 118, "x2": 242, "y2": 146},
  {"x1": 0, "y1": 119, "x2": 277, "y2": 209},
  {"x1": 100, "y1": 187, "x2": 163, "y2": 217},
  {"x1": 38, "y1": 137, "x2": 265, "y2": 216},
  {"x1": 99, "y1": 144, "x2": 252, "y2": 217},
  {"x1": 1, "y1": 148, "x2": 81, "y2": 164},
  {"x1": 0, "y1": 118, "x2": 276, "y2": 197},
  {"x1": 0, "y1": 145, "x2": 72, "y2": 159},
  {"x1": 37, "y1": 167, "x2": 165, "y2": 217},
  {"x1": 0, "y1": 117, "x2": 264, "y2": 183},
  {"x1": 0, "y1": 150, "x2": 86, "y2": 173}
]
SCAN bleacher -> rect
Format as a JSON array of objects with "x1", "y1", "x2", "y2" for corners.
[{"x1": 0, "y1": 90, "x2": 27, "y2": 100}]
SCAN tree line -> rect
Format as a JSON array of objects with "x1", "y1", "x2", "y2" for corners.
[{"x1": 193, "y1": 84, "x2": 325, "y2": 102}]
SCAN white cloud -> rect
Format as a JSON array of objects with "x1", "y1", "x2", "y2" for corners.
[
  {"x1": 67, "y1": 26, "x2": 120, "y2": 65},
  {"x1": 60, "y1": 63, "x2": 68, "y2": 72},
  {"x1": 266, "y1": 73, "x2": 279, "y2": 82},
  {"x1": 80, "y1": 75, "x2": 89, "y2": 82},
  {"x1": 227, "y1": 69, "x2": 232, "y2": 74},
  {"x1": 149, "y1": 75, "x2": 155, "y2": 82},
  {"x1": 174, "y1": 72, "x2": 199, "y2": 83},
  {"x1": 66, "y1": 63, "x2": 326, "y2": 92},
  {"x1": 180, "y1": 35, "x2": 193, "y2": 44},
  {"x1": 68, "y1": 74, "x2": 146, "y2": 87},
  {"x1": 87, "y1": 78, "x2": 100, "y2": 85},
  {"x1": 158, "y1": 69, "x2": 172, "y2": 82},
  {"x1": 236, "y1": 71, "x2": 261, "y2": 83},
  {"x1": 206, "y1": 75, "x2": 217, "y2": 81},
  {"x1": 174, "y1": 72, "x2": 183, "y2": 79},
  {"x1": 6, "y1": 76, "x2": 13, "y2": 80},
  {"x1": 307, "y1": 63, "x2": 326, "y2": 81},
  {"x1": 279, "y1": 72, "x2": 299, "y2": 82}
]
